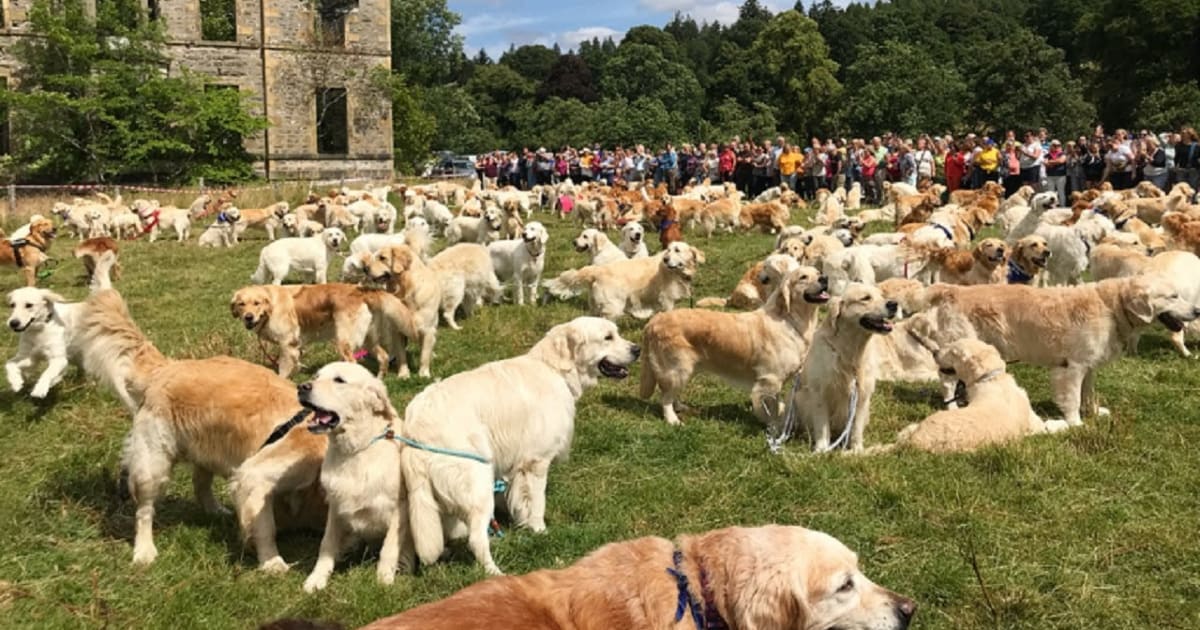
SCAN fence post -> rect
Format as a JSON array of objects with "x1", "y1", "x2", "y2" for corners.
[
  {"x1": 114, "y1": 186, "x2": 121, "y2": 200},
  {"x1": 198, "y1": 177, "x2": 205, "y2": 194},
  {"x1": 6, "y1": 184, "x2": 14, "y2": 223}
]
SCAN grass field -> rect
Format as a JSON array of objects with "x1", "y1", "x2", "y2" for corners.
[{"x1": 1, "y1": 208, "x2": 1198, "y2": 629}]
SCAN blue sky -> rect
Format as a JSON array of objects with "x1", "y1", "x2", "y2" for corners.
[{"x1": 450, "y1": 0, "x2": 804, "y2": 59}]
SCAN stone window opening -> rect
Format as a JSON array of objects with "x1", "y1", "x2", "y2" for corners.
[
  {"x1": 314, "y1": 0, "x2": 357, "y2": 47},
  {"x1": 200, "y1": 0, "x2": 236, "y2": 42},
  {"x1": 315, "y1": 87, "x2": 348, "y2": 155},
  {"x1": 0, "y1": 77, "x2": 9, "y2": 156}
]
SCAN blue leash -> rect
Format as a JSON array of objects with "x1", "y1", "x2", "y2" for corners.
[
  {"x1": 372, "y1": 428, "x2": 509, "y2": 536},
  {"x1": 667, "y1": 550, "x2": 704, "y2": 629}
]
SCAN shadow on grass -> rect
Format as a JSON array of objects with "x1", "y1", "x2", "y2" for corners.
[{"x1": 599, "y1": 393, "x2": 764, "y2": 437}]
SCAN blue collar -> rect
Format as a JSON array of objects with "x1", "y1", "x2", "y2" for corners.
[
  {"x1": 932, "y1": 223, "x2": 954, "y2": 242},
  {"x1": 667, "y1": 549, "x2": 728, "y2": 630},
  {"x1": 1007, "y1": 259, "x2": 1033, "y2": 284},
  {"x1": 217, "y1": 211, "x2": 234, "y2": 224}
]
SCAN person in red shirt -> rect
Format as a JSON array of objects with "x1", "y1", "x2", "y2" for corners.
[
  {"x1": 945, "y1": 142, "x2": 967, "y2": 192},
  {"x1": 718, "y1": 144, "x2": 735, "y2": 183}
]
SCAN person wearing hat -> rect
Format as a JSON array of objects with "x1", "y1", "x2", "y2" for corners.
[{"x1": 1044, "y1": 139, "x2": 1068, "y2": 205}]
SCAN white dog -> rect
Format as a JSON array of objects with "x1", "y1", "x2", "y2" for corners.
[
  {"x1": 250, "y1": 228, "x2": 346, "y2": 285},
  {"x1": 6, "y1": 288, "x2": 81, "y2": 399},
  {"x1": 401, "y1": 317, "x2": 640, "y2": 575},
  {"x1": 445, "y1": 206, "x2": 503, "y2": 245},
  {"x1": 300, "y1": 363, "x2": 414, "y2": 592},
  {"x1": 619, "y1": 222, "x2": 650, "y2": 259},
  {"x1": 489, "y1": 221, "x2": 549, "y2": 305},
  {"x1": 572, "y1": 228, "x2": 626, "y2": 266},
  {"x1": 428, "y1": 243, "x2": 502, "y2": 329}
]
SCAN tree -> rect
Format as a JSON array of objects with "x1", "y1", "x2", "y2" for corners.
[
  {"x1": 621, "y1": 25, "x2": 683, "y2": 62},
  {"x1": 421, "y1": 85, "x2": 498, "y2": 152},
  {"x1": 509, "y1": 98, "x2": 595, "y2": 149},
  {"x1": 2, "y1": 0, "x2": 266, "y2": 183},
  {"x1": 600, "y1": 43, "x2": 704, "y2": 125},
  {"x1": 390, "y1": 0, "x2": 466, "y2": 86},
  {"x1": 465, "y1": 63, "x2": 535, "y2": 143},
  {"x1": 843, "y1": 40, "x2": 967, "y2": 137},
  {"x1": 578, "y1": 36, "x2": 617, "y2": 84},
  {"x1": 704, "y1": 97, "x2": 779, "y2": 142},
  {"x1": 499, "y1": 44, "x2": 559, "y2": 83},
  {"x1": 591, "y1": 97, "x2": 686, "y2": 147},
  {"x1": 749, "y1": 10, "x2": 841, "y2": 135},
  {"x1": 727, "y1": 0, "x2": 774, "y2": 48},
  {"x1": 537, "y1": 54, "x2": 598, "y2": 103},
  {"x1": 372, "y1": 70, "x2": 436, "y2": 172},
  {"x1": 959, "y1": 28, "x2": 1095, "y2": 135},
  {"x1": 1135, "y1": 82, "x2": 1200, "y2": 131}
]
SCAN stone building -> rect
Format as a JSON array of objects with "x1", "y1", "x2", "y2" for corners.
[{"x1": 0, "y1": 0, "x2": 394, "y2": 179}]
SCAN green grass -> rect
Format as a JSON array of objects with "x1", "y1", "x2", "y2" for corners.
[{"x1": 1, "y1": 212, "x2": 1199, "y2": 629}]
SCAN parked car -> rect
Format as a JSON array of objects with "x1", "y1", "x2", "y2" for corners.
[{"x1": 422, "y1": 154, "x2": 476, "y2": 178}]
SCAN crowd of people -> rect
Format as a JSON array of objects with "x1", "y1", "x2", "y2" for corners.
[{"x1": 472, "y1": 126, "x2": 1200, "y2": 206}]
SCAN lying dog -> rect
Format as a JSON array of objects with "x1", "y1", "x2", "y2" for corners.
[
  {"x1": 300, "y1": 363, "x2": 414, "y2": 592},
  {"x1": 880, "y1": 338, "x2": 1069, "y2": 453},
  {"x1": 6, "y1": 288, "x2": 81, "y2": 399},
  {"x1": 401, "y1": 317, "x2": 639, "y2": 575},
  {"x1": 360, "y1": 524, "x2": 915, "y2": 630},
  {"x1": 793, "y1": 284, "x2": 897, "y2": 452},
  {"x1": 545, "y1": 242, "x2": 705, "y2": 320},
  {"x1": 695, "y1": 251, "x2": 800, "y2": 310},
  {"x1": 641, "y1": 266, "x2": 830, "y2": 427}
]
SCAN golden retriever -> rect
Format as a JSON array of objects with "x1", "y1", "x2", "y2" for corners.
[
  {"x1": 926, "y1": 275, "x2": 1200, "y2": 426},
  {"x1": 364, "y1": 244, "x2": 440, "y2": 378},
  {"x1": 910, "y1": 238, "x2": 1007, "y2": 285},
  {"x1": 1007, "y1": 235, "x2": 1050, "y2": 285},
  {"x1": 1, "y1": 218, "x2": 57, "y2": 287},
  {"x1": 738, "y1": 201, "x2": 790, "y2": 233},
  {"x1": 230, "y1": 283, "x2": 417, "y2": 379},
  {"x1": 299, "y1": 363, "x2": 414, "y2": 592},
  {"x1": 544, "y1": 242, "x2": 705, "y2": 320},
  {"x1": 695, "y1": 252, "x2": 800, "y2": 310},
  {"x1": 640, "y1": 266, "x2": 830, "y2": 428},
  {"x1": 73, "y1": 236, "x2": 120, "y2": 291},
  {"x1": 402, "y1": 318, "x2": 639, "y2": 575},
  {"x1": 571, "y1": 228, "x2": 626, "y2": 266},
  {"x1": 360, "y1": 525, "x2": 915, "y2": 630},
  {"x1": 793, "y1": 284, "x2": 897, "y2": 452},
  {"x1": 71, "y1": 290, "x2": 310, "y2": 566},
  {"x1": 876, "y1": 338, "x2": 1068, "y2": 453}
]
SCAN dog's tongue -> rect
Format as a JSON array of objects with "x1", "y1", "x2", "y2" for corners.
[{"x1": 308, "y1": 411, "x2": 335, "y2": 428}]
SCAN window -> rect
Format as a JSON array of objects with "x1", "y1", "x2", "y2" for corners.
[
  {"x1": 0, "y1": 78, "x2": 9, "y2": 156},
  {"x1": 200, "y1": 0, "x2": 236, "y2": 41},
  {"x1": 147, "y1": 0, "x2": 160, "y2": 22},
  {"x1": 315, "y1": 88, "x2": 348, "y2": 155},
  {"x1": 314, "y1": 0, "x2": 357, "y2": 47}
]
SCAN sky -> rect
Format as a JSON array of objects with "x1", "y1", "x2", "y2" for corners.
[{"x1": 450, "y1": 0, "x2": 810, "y2": 59}]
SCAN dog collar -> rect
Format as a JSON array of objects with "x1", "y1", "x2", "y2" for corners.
[
  {"x1": 217, "y1": 211, "x2": 233, "y2": 224},
  {"x1": 260, "y1": 409, "x2": 312, "y2": 449},
  {"x1": 971, "y1": 368, "x2": 1006, "y2": 387},
  {"x1": 659, "y1": 218, "x2": 677, "y2": 230},
  {"x1": 1079, "y1": 234, "x2": 1092, "y2": 256},
  {"x1": 932, "y1": 223, "x2": 954, "y2": 242},
  {"x1": 1007, "y1": 259, "x2": 1033, "y2": 284},
  {"x1": 667, "y1": 549, "x2": 728, "y2": 630}
]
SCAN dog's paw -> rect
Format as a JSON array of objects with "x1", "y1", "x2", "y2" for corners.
[
  {"x1": 132, "y1": 545, "x2": 158, "y2": 566},
  {"x1": 8, "y1": 378, "x2": 24, "y2": 393},
  {"x1": 1097, "y1": 407, "x2": 1111, "y2": 417},
  {"x1": 260, "y1": 557, "x2": 290, "y2": 574},
  {"x1": 302, "y1": 574, "x2": 328, "y2": 593},
  {"x1": 376, "y1": 569, "x2": 395, "y2": 585},
  {"x1": 30, "y1": 383, "x2": 50, "y2": 398},
  {"x1": 483, "y1": 563, "x2": 504, "y2": 577},
  {"x1": 1042, "y1": 420, "x2": 1071, "y2": 434}
]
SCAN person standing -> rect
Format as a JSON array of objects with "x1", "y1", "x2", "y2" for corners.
[
  {"x1": 1019, "y1": 131, "x2": 1044, "y2": 191},
  {"x1": 1141, "y1": 136, "x2": 1169, "y2": 191},
  {"x1": 911, "y1": 137, "x2": 935, "y2": 187},
  {"x1": 1103, "y1": 138, "x2": 1136, "y2": 190},
  {"x1": 945, "y1": 140, "x2": 966, "y2": 193},
  {"x1": 718, "y1": 143, "x2": 735, "y2": 184},
  {"x1": 974, "y1": 138, "x2": 1001, "y2": 188},
  {"x1": 1178, "y1": 128, "x2": 1200, "y2": 190},
  {"x1": 778, "y1": 144, "x2": 800, "y2": 193},
  {"x1": 1044, "y1": 140, "x2": 1068, "y2": 205}
]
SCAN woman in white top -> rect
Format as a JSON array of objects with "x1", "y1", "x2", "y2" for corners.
[{"x1": 1103, "y1": 138, "x2": 1136, "y2": 190}]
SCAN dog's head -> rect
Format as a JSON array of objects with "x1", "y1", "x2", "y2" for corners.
[
  {"x1": 29, "y1": 218, "x2": 57, "y2": 244},
  {"x1": 299, "y1": 362, "x2": 396, "y2": 436},
  {"x1": 574, "y1": 228, "x2": 607, "y2": 254},
  {"x1": 772, "y1": 265, "x2": 830, "y2": 312},
  {"x1": 341, "y1": 252, "x2": 371, "y2": 282},
  {"x1": 366, "y1": 244, "x2": 417, "y2": 283},
  {"x1": 621, "y1": 221, "x2": 645, "y2": 244},
  {"x1": 221, "y1": 206, "x2": 242, "y2": 222},
  {"x1": 532, "y1": 316, "x2": 640, "y2": 387},
  {"x1": 698, "y1": 525, "x2": 915, "y2": 630},
  {"x1": 935, "y1": 338, "x2": 1005, "y2": 383},
  {"x1": 1014, "y1": 235, "x2": 1050, "y2": 268},
  {"x1": 1031, "y1": 191, "x2": 1058, "y2": 213},
  {"x1": 273, "y1": 201, "x2": 291, "y2": 218},
  {"x1": 973, "y1": 238, "x2": 1007, "y2": 265},
  {"x1": 322, "y1": 227, "x2": 346, "y2": 250},
  {"x1": 7, "y1": 287, "x2": 65, "y2": 333},
  {"x1": 759, "y1": 253, "x2": 802, "y2": 287},
  {"x1": 661, "y1": 241, "x2": 704, "y2": 279},
  {"x1": 1125, "y1": 274, "x2": 1200, "y2": 333},
  {"x1": 281, "y1": 214, "x2": 299, "y2": 231},
  {"x1": 404, "y1": 215, "x2": 429, "y2": 235},
  {"x1": 777, "y1": 236, "x2": 808, "y2": 261},
  {"x1": 829, "y1": 283, "x2": 897, "y2": 334},
  {"x1": 230, "y1": 286, "x2": 272, "y2": 330},
  {"x1": 483, "y1": 205, "x2": 503, "y2": 231}
]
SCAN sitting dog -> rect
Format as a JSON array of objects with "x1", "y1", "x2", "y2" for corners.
[
  {"x1": 401, "y1": 317, "x2": 640, "y2": 575},
  {"x1": 250, "y1": 228, "x2": 345, "y2": 285},
  {"x1": 545, "y1": 242, "x2": 705, "y2": 320},
  {"x1": 358, "y1": 525, "x2": 916, "y2": 630},
  {"x1": 6, "y1": 288, "x2": 81, "y2": 399},
  {"x1": 640, "y1": 266, "x2": 830, "y2": 427},
  {"x1": 878, "y1": 339, "x2": 1069, "y2": 453},
  {"x1": 792, "y1": 284, "x2": 897, "y2": 452},
  {"x1": 300, "y1": 363, "x2": 415, "y2": 592}
]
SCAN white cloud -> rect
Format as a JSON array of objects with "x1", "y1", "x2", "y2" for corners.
[
  {"x1": 636, "y1": 0, "x2": 740, "y2": 25},
  {"x1": 457, "y1": 15, "x2": 542, "y2": 37},
  {"x1": 561, "y1": 26, "x2": 621, "y2": 48}
]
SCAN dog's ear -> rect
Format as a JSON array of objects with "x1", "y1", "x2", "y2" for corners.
[
  {"x1": 534, "y1": 323, "x2": 581, "y2": 373},
  {"x1": 827, "y1": 297, "x2": 843, "y2": 334},
  {"x1": 229, "y1": 294, "x2": 240, "y2": 318},
  {"x1": 1125, "y1": 281, "x2": 1155, "y2": 323},
  {"x1": 691, "y1": 246, "x2": 706, "y2": 264},
  {"x1": 42, "y1": 291, "x2": 67, "y2": 305}
]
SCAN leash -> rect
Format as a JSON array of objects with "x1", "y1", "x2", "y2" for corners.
[
  {"x1": 260, "y1": 409, "x2": 312, "y2": 449},
  {"x1": 818, "y1": 377, "x2": 858, "y2": 452},
  {"x1": 666, "y1": 549, "x2": 729, "y2": 630},
  {"x1": 128, "y1": 210, "x2": 161, "y2": 240},
  {"x1": 255, "y1": 336, "x2": 280, "y2": 369},
  {"x1": 765, "y1": 372, "x2": 803, "y2": 453}
]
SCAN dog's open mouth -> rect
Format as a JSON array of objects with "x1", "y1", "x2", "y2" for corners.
[
  {"x1": 860, "y1": 315, "x2": 895, "y2": 333},
  {"x1": 574, "y1": 242, "x2": 589, "y2": 252},
  {"x1": 1158, "y1": 312, "x2": 1186, "y2": 332},
  {"x1": 1033, "y1": 253, "x2": 1050, "y2": 267},
  {"x1": 803, "y1": 288, "x2": 831, "y2": 303},
  {"x1": 302, "y1": 400, "x2": 341, "y2": 434},
  {"x1": 598, "y1": 358, "x2": 629, "y2": 379}
]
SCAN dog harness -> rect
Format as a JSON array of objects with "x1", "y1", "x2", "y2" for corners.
[
  {"x1": 1007, "y1": 259, "x2": 1033, "y2": 284},
  {"x1": 658, "y1": 218, "x2": 677, "y2": 232},
  {"x1": 133, "y1": 209, "x2": 161, "y2": 239},
  {"x1": 667, "y1": 549, "x2": 728, "y2": 630}
]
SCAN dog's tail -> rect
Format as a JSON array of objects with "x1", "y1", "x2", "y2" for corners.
[
  {"x1": 73, "y1": 290, "x2": 167, "y2": 414},
  {"x1": 249, "y1": 257, "x2": 268, "y2": 284},
  {"x1": 694, "y1": 297, "x2": 727, "y2": 308},
  {"x1": 542, "y1": 267, "x2": 596, "y2": 300}
]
